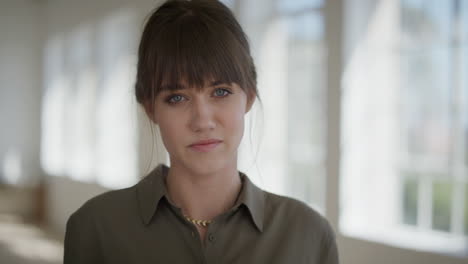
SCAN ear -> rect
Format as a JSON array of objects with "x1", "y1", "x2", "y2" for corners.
[
  {"x1": 245, "y1": 91, "x2": 256, "y2": 113},
  {"x1": 143, "y1": 101, "x2": 158, "y2": 124}
]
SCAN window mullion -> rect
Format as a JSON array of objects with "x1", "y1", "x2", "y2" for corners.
[
  {"x1": 452, "y1": 183, "x2": 465, "y2": 234},
  {"x1": 419, "y1": 176, "x2": 432, "y2": 230},
  {"x1": 449, "y1": 0, "x2": 467, "y2": 236},
  {"x1": 324, "y1": 0, "x2": 344, "y2": 228}
]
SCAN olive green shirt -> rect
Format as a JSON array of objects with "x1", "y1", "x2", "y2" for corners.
[{"x1": 64, "y1": 164, "x2": 339, "y2": 263}]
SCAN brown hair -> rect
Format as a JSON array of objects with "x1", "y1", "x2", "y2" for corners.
[{"x1": 135, "y1": 0, "x2": 259, "y2": 114}]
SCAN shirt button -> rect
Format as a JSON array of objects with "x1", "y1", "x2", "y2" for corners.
[{"x1": 208, "y1": 233, "x2": 215, "y2": 242}]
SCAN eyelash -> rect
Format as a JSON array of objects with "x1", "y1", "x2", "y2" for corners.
[{"x1": 165, "y1": 88, "x2": 233, "y2": 105}]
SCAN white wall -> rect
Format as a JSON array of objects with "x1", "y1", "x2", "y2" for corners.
[
  {"x1": 0, "y1": 0, "x2": 43, "y2": 187},
  {"x1": 339, "y1": 236, "x2": 468, "y2": 264},
  {"x1": 0, "y1": 0, "x2": 166, "y2": 234},
  {"x1": 0, "y1": 0, "x2": 43, "y2": 219}
]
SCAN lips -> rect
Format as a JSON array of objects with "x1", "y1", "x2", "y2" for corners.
[{"x1": 189, "y1": 139, "x2": 222, "y2": 152}]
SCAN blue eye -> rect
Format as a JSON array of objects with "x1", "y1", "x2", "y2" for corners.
[
  {"x1": 167, "y1": 94, "x2": 185, "y2": 104},
  {"x1": 214, "y1": 88, "x2": 232, "y2": 97}
]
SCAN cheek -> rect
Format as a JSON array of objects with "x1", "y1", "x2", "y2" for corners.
[
  {"x1": 222, "y1": 106, "x2": 245, "y2": 142},
  {"x1": 157, "y1": 116, "x2": 185, "y2": 150}
]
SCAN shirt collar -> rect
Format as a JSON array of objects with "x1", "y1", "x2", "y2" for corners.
[{"x1": 136, "y1": 163, "x2": 265, "y2": 232}]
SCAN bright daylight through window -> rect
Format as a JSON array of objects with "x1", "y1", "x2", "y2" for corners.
[
  {"x1": 341, "y1": 0, "x2": 468, "y2": 255},
  {"x1": 237, "y1": 0, "x2": 327, "y2": 213}
]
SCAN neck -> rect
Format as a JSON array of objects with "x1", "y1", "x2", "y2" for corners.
[{"x1": 165, "y1": 161, "x2": 242, "y2": 223}]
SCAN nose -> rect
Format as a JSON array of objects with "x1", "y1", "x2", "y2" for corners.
[{"x1": 189, "y1": 98, "x2": 216, "y2": 133}]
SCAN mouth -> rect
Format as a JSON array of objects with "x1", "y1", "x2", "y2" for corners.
[{"x1": 189, "y1": 139, "x2": 222, "y2": 152}]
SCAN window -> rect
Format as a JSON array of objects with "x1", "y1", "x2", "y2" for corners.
[
  {"x1": 236, "y1": 0, "x2": 327, "y2": 212},
  {"x1": 41, "y1": 9, "x2": 139, "y2": 189},
  {"x1": 341, "y1": 0, "x2": 468, "y2": 255},
  {"x1": 400, "y1": 0, "x2": 468, "y2": 242}
]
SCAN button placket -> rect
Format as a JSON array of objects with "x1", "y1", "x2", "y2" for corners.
[{"x1": 208, "y1": 233, "x2": 215, "y2": 242}]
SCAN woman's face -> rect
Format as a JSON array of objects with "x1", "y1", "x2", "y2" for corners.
[{"x1": 149, "y1": 80, "x2": 253, "y2": 175}]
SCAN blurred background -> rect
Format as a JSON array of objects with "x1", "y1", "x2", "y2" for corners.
[{"x1": 0, "y1": 0, "x2": 467, "y2": 263}]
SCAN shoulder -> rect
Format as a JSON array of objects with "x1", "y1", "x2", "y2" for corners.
[
  {"x1": 263, "y1": 191, "x2": 335, "y2": 241},
  {"x1": 264, "y1": 191, "x2": 326, "y2": 225},
  {"x1": 68, "y1": 184, "x2": 137, "y2": 224},
  {"x1": 262, "y1": 191, "x2": 339, "y2": 263},
  {"x1": 63, "y1": 186, "x2": 139, "y2": 263}
]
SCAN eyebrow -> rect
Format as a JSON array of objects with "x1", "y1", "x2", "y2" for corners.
[{"x1": 159, "y1": 80, "x2": 228, "y2": 92}]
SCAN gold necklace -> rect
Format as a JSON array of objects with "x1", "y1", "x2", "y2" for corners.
[
  {"x1": 183, "y1": 214, "x2": 212, "y2": 227},
  {"x1": 166, "y1": 191, "x2": 213, "y2": 227}
]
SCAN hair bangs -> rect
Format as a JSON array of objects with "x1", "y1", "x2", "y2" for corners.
[
  {"x1": 152, "y1": 14, "x2": 248, "y2": 93},
  {"x1": 135, "y1": 0, "x2": 258, "y2": 109}
]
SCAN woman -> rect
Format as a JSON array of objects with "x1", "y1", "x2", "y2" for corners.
[{"x1": 64, "y1": 0, "x2": 339, "y2": 263}]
